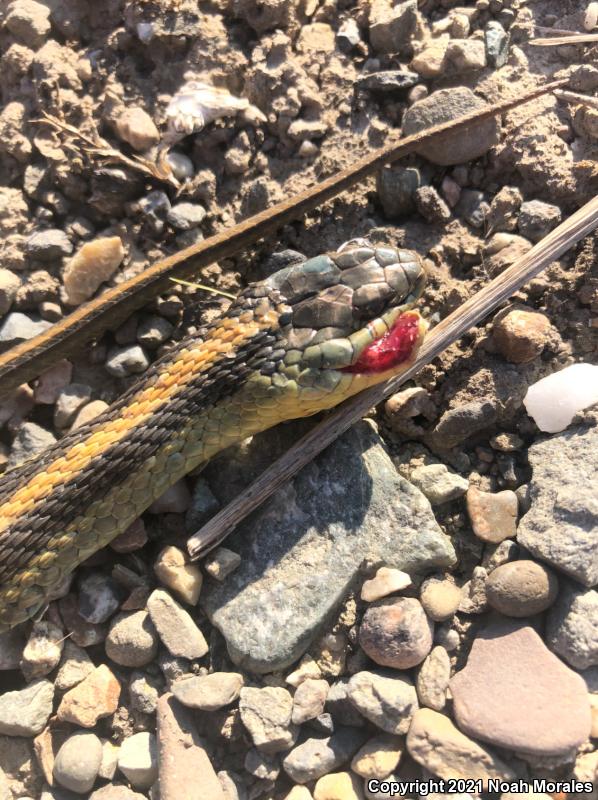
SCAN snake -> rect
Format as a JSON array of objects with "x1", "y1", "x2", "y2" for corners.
[{"x1": 0, "y1": 240, "x2": 427, "y2": 631}]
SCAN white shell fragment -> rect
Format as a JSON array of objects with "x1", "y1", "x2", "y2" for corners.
[
  {"x1": 165, "y1": 81, "x2": 266, "y2": 142},
  {"x1": 523, "y1": 363, "x2": 598, "y2": 433}
]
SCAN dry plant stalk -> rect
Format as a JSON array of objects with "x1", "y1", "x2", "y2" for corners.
[
  {"x1": 187, "y1": 194, "x2": 598, "y2": 558},
  {"x1": 529, "y1": 33, "x2": 598, "y2": 46},
  {"x1": 554, "y1": 89, "x2": 598, "y2": 111}
]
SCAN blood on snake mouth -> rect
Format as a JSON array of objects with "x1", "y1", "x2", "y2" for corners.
[{"x1": 342, "y1": 311, "x2": 421, "y2": 374}]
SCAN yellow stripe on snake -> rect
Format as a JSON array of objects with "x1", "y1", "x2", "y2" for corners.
[{"x1": 0, "y1": 240, "x2": 427, "y2": 630}]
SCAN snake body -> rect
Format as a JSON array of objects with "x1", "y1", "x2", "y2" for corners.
[{"x1": 0, "y1": 241, "x2": 427, "y2": 631}]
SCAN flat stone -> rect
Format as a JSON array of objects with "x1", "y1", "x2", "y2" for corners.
[
  {"x1": 117, "y1": 732, "x2": 157, "y2": 791},
  {"x1": 57, "y1": 664, "x2": 120, "y2": 728},
  {"x1": 406, "y1": 708, "x2": 516, "y2": 782},
  {"x1": 517, "y1": 424, "x2": 598, "y2": 587},
  {"x1": 25, "y1": 228, "x2": 72, "y2": 261},
  {"x1": 486, "y1": 560, "x2": 559, "y2": 617},
  {"x1": 156, "y1": 694, "x2": 226, "y2": 800},
  {"x1": 0, "y1": 679, "x2": 54, "y2": 736},
  {"x1": 202, "y1": 422, "x2": 454, "y2": 673},
  {"x1": 239, "y1": 687, "x2": 298, "y2": 754},
  {"x1": 402, "y1": 87, "x2": 500, "y2": 166},
  {"x1": 547, "y1": 582, "x2": 598, "y2": 669},
  {"x1": 282, "y1": 728, "x2": 363, "y2": 783},
  {"x1": 0, "y1": 312, "x2": 52, "y2": 350},
  {"x1": 172, "y1": 672, "x2": 244, "y2": 711},
  {"x1": 466, "y1": 486, "x2": 517, "y2": 543},
  {"x1": 53, "y1": 731, "x2": 102, "y2": 794},
  {"x1": 147, "y1": 589, "x2": 208, "y2": 659},
  {"x1": 359, "y1": 597, "x2": 433, "y2": 669},
  {"x1": 347, "y1": 670, "x2": 418, "y2": 734},
  {"x1": 409, "y1": 463, "x2": 469, "y2": 505},
  {"x1": 355, "y1": 70, "x2": 419, "y2": 92},
  {"x1": 450, "y1": 620, "x2": 591, "y2": 756}
]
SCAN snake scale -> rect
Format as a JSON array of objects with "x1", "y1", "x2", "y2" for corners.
[{"x1": 0, "y1": 240, "x2": 427, "y2": 631}]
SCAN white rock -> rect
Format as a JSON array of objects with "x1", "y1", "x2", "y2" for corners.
[
  {"x1": 523, "y1": 364, "x2": 598, "y2": 433},
  {"x1": 361, "y1": 567, "x2": 412, "y2": 602},
  {"x1": 117, "y1": 731, "x2": 158, "y2": 790},
  {"x1": 585, "y1": 2, "x2": 598, "y2": 31}
]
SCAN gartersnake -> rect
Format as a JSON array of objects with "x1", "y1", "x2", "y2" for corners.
[{"x1": 0, "y1": 240, "x2": 427, "y2": 631}]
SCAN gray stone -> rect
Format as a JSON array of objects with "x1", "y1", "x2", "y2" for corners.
[
  {"x1": 166, "y1": 152, "x2": 194, "y2": 181},
  {"x1": 55, "y1": 640, "x2": 95, "y2": 691},
  {"x1": 518, "y1": 200, "x2": 561, "y2": 243},
  {"x1": 0, "y1": 679, "x2": 54, "y2": 736},
  {"x1": 136, "y1": 315, "x2": 173, "y2": 349},
  {"x1": 337, "y1": 18, "x2": 362, "y2": 50},
  {"x1": 53, "y1": 732, "x2": 102, "y2": 794},
  {"x1": 326, "y1": 678, "x2": 366, "y2": 728},
  {"x1": 486, "y1": 560, "x2": 559, "y2": 617},
  {"x1": 347, "y1": 671, "x2": 418, "y2": 734},
  {"x1": 138, "y1": 191, "x2": 171, "y2": 234},
  {"x1": 167, "y1": 202, "x2": 206, "y2": 230},
  {"x1": 185, "y1": 477, "x2": 221, "y2": 531},
  {"x1": 369, "y1": 0, "x2": 417, "y2": 54},
  {"x1": 202, "y1": 422, "x2": 455, "y2": 672},
  {"x1": 485, "y1": 21, "x2": 509, "y2": 68},
  {"x1": 25, "y1": 229, "x2": 72, "y2": 261},
  {"x1": 129, "y1": 672, "x2": 160, "y2": 715},
  {"x1": 239, "y1": 687, "x2": 298, "y2": 754},
  {"x1": 8, "y1": 421, "x2": 56, "y2": 468},
  {"x1": 456, "y1": 189, "x2": 489, "y2": 229},
  {"x1": 517, "y1": 425, "x2": 598, "y2": 587},
  {"x1": 117, "y1": 732, "x2": 157, "y2": 791},
  {"x1": 89, "y1": 786, "x2": 147, "y2": 800},
  {"x1": 147, "y1": 589, "x2": 209, "y2": 660},
  {"x1": 282, "y1": 727, "x2": 363, "y2": 783},
  {"x1": 355, "y1": 70, "x2": 419, "y2": 92},
  {"x1": 105, "y1": 610, "x2": 159, "y2": 668},
  {"x1": 172, "y1": 672, "x2": 244, "y2": 711},
  {"x1": 402, "y1": 87, "x2": 500, "y2": 166},
  {"x1": 376, "y1": 166, "x2": 421, "y2": 219},
  {"x1": 0, "y1": 312, "x2": 52, "y2": 350},
  {"x1": 414, "y1": 186, "x2": 451, "y2": 223},
  {"x1": 547, "y1": 582, "x2": 598, "y2": 670},
  {"x1": 409, "y1": 463, "x2": 469, "y2": 505},
  {"x1": 78, "y1": 572, "x2": 122, "y2": 624},
  {"x1": 105, "y1": 345, "x2": 150, "y2": 378},
  {"x1": 244, "y1": 748, "x2": 279, "y2": 781},
  {"x1": 54, "y1": 384, "x2": 92, "y2": 429}
]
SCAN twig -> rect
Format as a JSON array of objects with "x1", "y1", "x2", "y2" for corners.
[
  {"x1": 554, "y1": 88, "x2": 598, "y2": 111},
  {"x1": 529, "y1": 33, "x2": 598, "y2": 46},
  {"x1": 0, "y1": 78, "x2": 566, "y2": 399},
  {"x1": 187, "y1": 195, "x2": 598, "y2": 559}
]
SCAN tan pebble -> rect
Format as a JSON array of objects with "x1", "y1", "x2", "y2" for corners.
[
  {"x1": 286, "y1": 654, "x2": 322, "y2": 688},
  {"x1": 70, "y1": 400, "x2": 109, "y2": 429},
  {"x1": 314, "y1": 771, "x2": 363, "y2": 799},
  {"x1": 361, "y1": 567, "x2": 412, "y2": 602},
  {"x1": 57, "y1": 664, "x2": 120, "y2": 727},
  {"x1": 203, "y1": 547, "x2": 241, "y2": 581},
  {"x1": 351, "y1": 733, "x2": 402, "y2": 779},
  {"x1": 285, "y1": 787, "x2": 314, "y2": 799},
  {"x1": 416, "y1": 645, "x2": 451, "y2": 711},
  {"x1": 154, "y1": 545, "x2": 203, "y2": 605},
  {"x1": 291, "y1": 678, "x2": 329, "y2": 724},
  {"x1": 115, "y1": 107, "x2": 160, "y2": 152},
  {"x1": 466, "y1": 486, "x2": 517, "y2": 544},
  {"x1": 63, "y1": 237, "x2": 125, "y2": 305},
  {"x1": 420, "y1": 575, "x2": 462, "y2": 622},
  {"x1": 20, "y1": 620, "x2": 64, "y2": 679},
  {"x1": 492, "y1": 306, "x2": 554, "y2": 364}
]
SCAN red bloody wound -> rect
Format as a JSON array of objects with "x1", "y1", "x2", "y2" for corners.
[{"x1": 342, "y1": 311, "x2": 421, "y2": 374}]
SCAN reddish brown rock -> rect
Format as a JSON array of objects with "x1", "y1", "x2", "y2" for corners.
[
  {"x1": 450, "y1": 621, "x2": 591, "y2": 756},
  {"x1": 492, "y1": 306, "x2": 555, "y2": 364},
  {"x1": 360, "y1": 597, "x2": 433, "y2": 669},
  {"x1": 57, "y1": 664, "x2": 121, "y2": 728},
  {"x1": 466, "y1": 486, "x2": 517, "y2": 543}
]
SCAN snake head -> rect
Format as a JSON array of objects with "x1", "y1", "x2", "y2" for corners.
[{"x1": 241, "y1": 239, "x2": 428, "y2": 415}]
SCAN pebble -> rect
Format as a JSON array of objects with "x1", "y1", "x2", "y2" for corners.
[
  {"x1": 167, "y1": 202, "x2": 207, "y2": 230},
  {"x1": 172, "y1": 672, "x2": 244, "y2": 711},
  {"x1": 149, "y1": 479, "x2": 191, "y2": 513},
  {"x1": 487, "y1": 186, "x2": 522, "y2": 233},
  {"x1": 376, "y1": 166, "x2": 421, "y2": 218},
  {"x1": 450, "y1": 620, "x2": 592, "y2": 756},
  {"x1": 486, "y1": 560, "x2": 558, "y2": 617},
  {"x1": 368, "y1": 0, "x2": 417, "y2": 53},
  {"x1": 355, "y1": 70, "x2": 419, "y2": 92},
  {"x1": 456, "y1": 189, "x2": 489, "y2": 228},
  {"x1": 54, "y1": 384, "x2": 92, "y2": 428},
  {"x1": 203, "y1": 547, "x2": 241, "y2": 581},
  {"x1": 25, "y1": 228, "x2": 73, "y2": 261},
  {"x1": 440, "y1": 176, "x2": 461, "y2": 208},
  {"x1": 285, "y1": 787, "x2": 314, "y2": 800},
  {"x1": 547, "y1": 583, "x2": 598, "y2": 669},
  {"x1": 115, "y1": 107, "x2": 160, "y2": 152},
  {"x1": 8, "y1": 421, "x2": 56, "y2": 470},
  {"x1": 166, "y1": 151, "x2": 194, "y2": 181},
  {"x1": 518, "y1": 200, "x2": 562, "y2": 243},
  {"x1": 53, "y1": 731, "x2": 103, "y2": 794},
  {"x1": 5, "y1": 0, "x2": 51, "y2": 47},
  {"x1": 147, "y1": 589, "x2": 209, "y2": 659},
  {"x1": 186, "y1": 476, "x2": 220, "y2": 529},
  {"x1": 402, "y1": 87, "x2": 500, "y2": 166},
  {"x1": 58, "y1": 593, "x2": 107, "y2": 648},
  {"x1": 287, "y1": 119, "x2": 329, "y2": 141},
  {"x1": 98, "y1": 739, "x2": 119, "y2": 780},
  {"x1": 585, "y1": 1, "x2": 598, "y2": 30},
  {"x1": 485, "y1": 21, "x2": 509, "y2": 67},
  {"x1": 63, "y1": 237, "x2": 125, "y2": 305},
  {"x1": 361, "y1": 567, "x2": 412, "y2": 602},
  {"x1": 458, "y1": 566, "x2": 489, "y2": 615},
  {"x1": 138, "y1": 190, "x2": 170, "y2": 234},
  {"x1": 360, "y1": 597, "x2": 433, "y2": 669},
  {"x1": 420, "y1": 575, "x2": 463, "y2": 621},
  {"x1": 406, "y1": 708, "x2": 516, "y2": 781},
  {"x1": 347, "y1": 670, "x2": 418, "y2": 734},
  {"x1": 410, "y1": 37, "x2": 449, "y2": 79},
  {"x1": 154, "y1": 546, "x2": 203, "y2": 605},
  {"x1": 313, "y1": 772, "x2": 363, "y2": 800},
  {"x1": 35, "y1": 363, "x2": 72, "y2": 407},
  {"x1": 416, "y1": 646, "x2": 451, "y2": 711},
  {"x1": 0, "y1": 268, "x2": 20, "y2": 315},
  {"x1": 156, "y1": 693, "x2": 226, "y2": 800},
  {"x1": 282, "y1": 728, "x2": 362, "y2": 783},
  {"x1": 0, "y1": 679, "x2": 54, "y2": 736},
  {"x1": 110, "y1": 518, "x2": 148, "y2": 553},
  {"x1": 136, "y1": 315, "x2": 173, "y2": 349},
  {"x1": 445, "y1": 39, "x2": 487, "y2": 73},
  {"x1": 351, "y1": 733, "x2": 402, "y2": 779},
  {"x1": 78, "y1": 572, "x2": 122, "y2": 623},
  {"x1": 239, "y1": 687, "x2": 298, "y2": 754},
  {"x1": 71, "y1": 399, "x2": 109, "y2": 429},
  {"x1": 291, "y1": 678, "x2": 329, "y2": 724},
  {"x1": 492, "y1": 306, "x2": 554, "y2": 363},
  {"x1": 0, "y1": 312, "x2": 52, "y2": 349},
  {"x1": 117, "y1": 732, "x2": 158, "y2": 790},
  {"x1": 20, "y1": 620, "x2": 64, "y2": 680},
  {"x1": 337, "y1": 18, "x2": 361, "y2": 50},
  {"x1": 286, "y1": 654, "x2": 322, "y2": 688},
  {"x1": 414, "y1": 186, "x2": 451, "y2": 223},
  {"x1": 57, "y1": 664, "x2": 121, "y2": 727},
  {"x1": 129, "y1": 672, "x2": 159, "y2": 715},
  {"x1": 105, "y1": 344, "x2": 149, "y2": 377},
  {"x1": 89, "y1": 787, "x2": 147, "y2": 800},
  {"x1": 105, "y1": 610, "x2": 159, "y2": 667},
  {"x1": 409, "y1": 464, "x2": 469, "y2": 504},
  {"x1": 466, "y1": 486, "x2": 517, "y2": 543}
]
